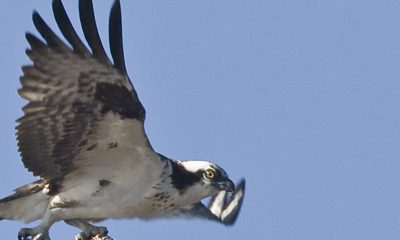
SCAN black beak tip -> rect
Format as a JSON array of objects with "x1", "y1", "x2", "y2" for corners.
[{"x1": 223, "y1": 179, "x2": 235, "y2": 192}]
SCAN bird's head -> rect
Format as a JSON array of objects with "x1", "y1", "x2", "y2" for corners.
[{"x1": 170, "y1": 160, "x2": 235, "y2": 201}]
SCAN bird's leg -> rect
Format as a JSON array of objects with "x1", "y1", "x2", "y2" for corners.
[
  {"x1": 18, "y1": 213, "x2": 55, "y2": 240},
  {"x1": 64, "y1": 219, "x2": 111, "y2": 240}
]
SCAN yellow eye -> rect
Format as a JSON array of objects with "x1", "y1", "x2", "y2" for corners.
[{"x1": 205, "y1": 169, "x2": 215, "y2": 179}]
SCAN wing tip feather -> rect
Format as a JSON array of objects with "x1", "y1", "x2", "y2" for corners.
[
  {"x1": 52, "y1": 0, "x2": 90, "y2": 56},
  {"x1": 32, "y1": 10, "x2": 68, "y2": 51},
  {"x1": 79, "y1": 0, "x2": 111, "y2": 65},
  {"x1": 109, "y1": 0, "x2": 127, "y2": 74},
  {"x1": 25, "y1": 32, "x2": 46, "y2": 49}
]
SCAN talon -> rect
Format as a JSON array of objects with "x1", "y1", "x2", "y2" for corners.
[
  {"x1": 18, "y1": 228, "x2": 32, "y2": 240},
  {"x1": 90, "y1": 236, "x2": 113, "y2": 240},
  {"x1": 74, "y1": 226, "x2": 109, "y2": 240},
  {"x1": 90, "y1": 226, "x2": 108, "y2": 237},
  {"x1": 74, "y1": 233, "x2": 86, "y2": 240},
  {"x1": 17, "y1": 228, "x2": 50, "y2": 240}
]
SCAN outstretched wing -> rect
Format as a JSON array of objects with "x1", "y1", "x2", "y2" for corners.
[
  {"x1": 175, "y1": 179, "x2": 246, "y2": 225},
  {"x1": 17, "y1": 0, "x2": 155, "y2": 181}
]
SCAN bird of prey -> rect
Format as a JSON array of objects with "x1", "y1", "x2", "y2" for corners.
[{"x1": 0, "y1": 0, "x2": 245, "y2": 240}]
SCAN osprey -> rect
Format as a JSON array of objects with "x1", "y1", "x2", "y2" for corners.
[{"x1": 0, "y1": 0, "x2": 245, "y2": 240}]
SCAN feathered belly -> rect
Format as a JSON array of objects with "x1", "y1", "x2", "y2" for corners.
[{"x1": 48, "y1": 164, "x2": 179, "y2": 220}]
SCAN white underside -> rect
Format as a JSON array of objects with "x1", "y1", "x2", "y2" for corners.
[
  {"x1": 40, "y1": 115, "x2": 208, "y2": 223},
  {"x1": 52, "y1": 152, "x2": 163, "y2": 220},
  {"x1": 47, "y1": 115, "x2": 170, "y2": 220},
  {"x1": 2, "y1": 115, "x2": 214, "y2": 225}
]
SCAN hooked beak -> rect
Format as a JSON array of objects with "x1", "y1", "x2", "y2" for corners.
[{"x1": 215, "y1": 178, "x2": 235, "y2": 192}]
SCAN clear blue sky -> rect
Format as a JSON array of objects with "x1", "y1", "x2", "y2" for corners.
[{"x1": 0, "y1": 0, "x2": 399, "y2": 239}]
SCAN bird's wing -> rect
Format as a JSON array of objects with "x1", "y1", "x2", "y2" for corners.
[
  {"x1": 174, "y1": 179, "x2": 246, "y2": 225},
  {"x1": 17, "y1": 0, "x2": 157, "y2": 181}
]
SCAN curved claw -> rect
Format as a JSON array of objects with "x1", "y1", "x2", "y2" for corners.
[
  {"x1": 18, "y1": 227, "x2": 50, "y2": 240},
  {"x1": 72, "y1": 224, "x2": 109, "y2": 240},
  {"x1": 74, "y1": 230, "x2": 112, "y2": 240},
  {"x1": 89, "y1": 226, "x2": 108, "y2": 237}
]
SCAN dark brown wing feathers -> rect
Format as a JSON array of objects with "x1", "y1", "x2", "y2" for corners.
[{"x1": 17, "y1": 0, "x2": 146, "y2": 180}]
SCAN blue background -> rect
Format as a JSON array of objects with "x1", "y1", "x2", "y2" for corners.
[{"x1": 1, "y1": 0, "x2": 400, "y2": 239}]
